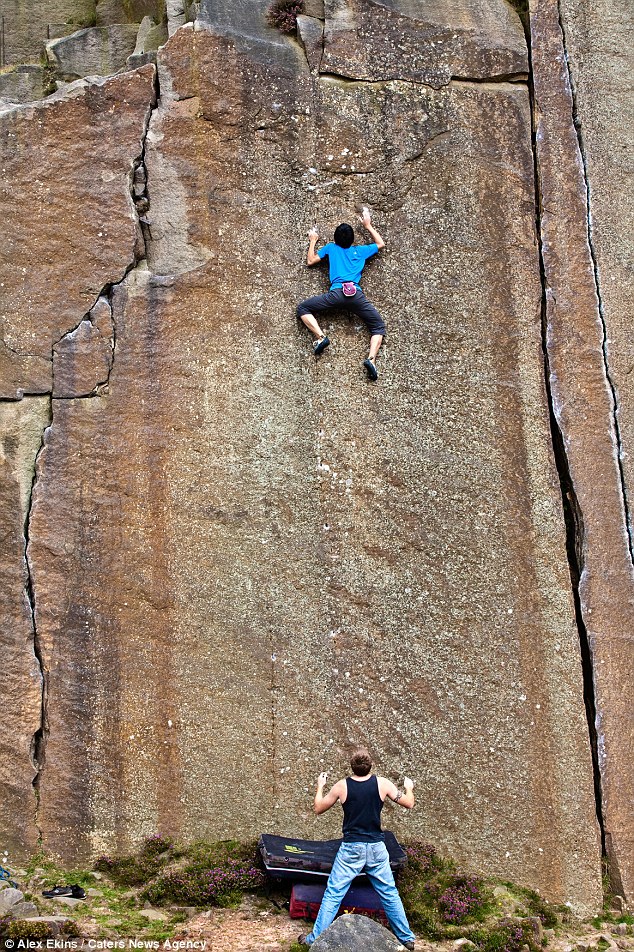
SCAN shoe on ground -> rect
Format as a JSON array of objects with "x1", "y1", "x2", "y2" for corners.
[
  {"x1": 42, "y1": 884, "x2": 86, "y2": 899},
  {"x1": 313, "y1": 335, "x2": 330, "y2": 355},
  {"x1": 298, "y1": 935, "x2": 310, "y2": 946},
  {"x1": 363, "y1": 358, "x2": 378, "y2": 381},
  {"x1": 403, "y1": 944, "x2": 415, "y2": 951}
]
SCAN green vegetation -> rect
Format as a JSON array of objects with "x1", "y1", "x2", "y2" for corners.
[
  {"x1": 398, "y1": 842, "x2": 568, "y2": 947},
  {"x1": 97, "y1": 836, "x2": 266, "y2": 908},
  {"x1": 7, "y1": 836, "x2": 573, "y2": 949},
  {"x1": 399, "y1": 842, "x2": 493, "y2": 937},
  {"x1": 470, "y1": 918, "x2": 542, "y2": 952}
]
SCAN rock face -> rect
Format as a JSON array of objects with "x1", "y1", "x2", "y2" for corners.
[
  {"x1": 0, "y1": 66, "x2": 50, "y2": 105},
  {"x1": 1, "y1": 0, "x2": 632, "y2": 916},
  {"x1": 530, "y1": 0, "x2": 634, "y2": 902},
  {"x1": 320, "y1": 0, "x2": 529, "y2": 87},
  {"x1": 46, "y1": 25, "x2": 141, "y2": 80},
  {"x1": 0, "y1": 0, "x2": 96, "y2": 66},
  {"x1": 0, "y1": 0, "x2": 164, "y2": 68},
  {"x1": 0, "y1": 399, "x2": 50, "y2": 856},
  {"x1": 0, "y1": 67, "x2": 156, "y2": 400},
  {"x1": 311, "y1": 913, "x2": 405, "y2": 951},
  {"x1": 0, "y1": 66, "x2": 155, "y2": 854}
]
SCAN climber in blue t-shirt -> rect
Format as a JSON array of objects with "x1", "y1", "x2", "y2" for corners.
[{"x1": 296, "y1": 207, "x2": 386, "y2": 381}]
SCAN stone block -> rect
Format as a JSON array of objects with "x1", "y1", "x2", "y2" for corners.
[
  {"x1": 312, "y1": 914, "x2": 405, "y2": 950},
  {"x1": 46, "y1": 24, "x2": 141, "y2": 79},
  {"x1": 0, "y1": 66, "x2": 50, "y2": 104}
]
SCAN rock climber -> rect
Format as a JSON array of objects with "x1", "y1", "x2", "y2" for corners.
[
  {"x1": 298, "y1": 748, "x2": 416, "y2": 949},
  {"x1": 297, "y1": 207, "x2": 386, "y2": 381}
]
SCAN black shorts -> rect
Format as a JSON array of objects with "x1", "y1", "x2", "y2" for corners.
[{"x1": 297, "y1": 288, "x2": 386, "y2": 336}]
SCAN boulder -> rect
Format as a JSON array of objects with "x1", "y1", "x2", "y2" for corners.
[
  {"x1": 311, "y1": 914, "x2": 406, "y2": 950},
  {"x1": 0, "y1": 65, "x2": 50, "y2": 104},
  {"x1": 0, "y1": 0, "x2": 96, "y2": 66},
  {"x1": 0, "y1": 888, "x2": 25, "y2": 913},
  {"x1": 9, "y1": 901, "x2": 39, "y2": 918},
  {"x1": 46, "y1": 25, "x2": 141, "y2": 80},
  {"x1": 138, "y1": 908, "x2": 168, "y2": 921}
]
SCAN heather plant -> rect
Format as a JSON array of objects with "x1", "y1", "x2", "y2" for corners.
[
  {"x1": 399, "y1": 842, "x2": 492, "y2": 936},
  {"x1": 266, "y1": 0, "x2": 304, "y2": 34},
  {"x1": 440, "y1": 875, "x2": 485, "y2": 924},
  {"x1": 143, "y1": 855, "x2": 265, "y2": 907},
  {"x1": 95, "y1": 834, "x2": 177, "y2": 885},
  {"x1": 405, "y1": 841, "x2": 441, "y2": 874},
  {"x1": 141, "y1": 840, "x2": 265, "y2": 908},
  {"x1": 94, "y1": 836, "x2": 265, "y2": 909},
  {"x1": 471, "y1": 917, "x2": 542, "y2": 952}
]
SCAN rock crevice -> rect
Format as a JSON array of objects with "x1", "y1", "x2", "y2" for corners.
[
  {"x1": 553, "y1": 0, "x2": 634, "y2": 566},
  {"x1": 24, "y1": 403, "x2": 53, "y2": 841}
]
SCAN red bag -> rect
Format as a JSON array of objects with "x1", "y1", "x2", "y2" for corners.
[
  {"x1": 342, "y1": 281, "x2": 357, "y2": 296},
  {"x1": 290, "y1": 882, "x2": 388, "y2": 924}
]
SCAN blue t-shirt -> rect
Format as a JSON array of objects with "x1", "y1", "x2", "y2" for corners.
[{"x1": 317, "y1": 242, "x2": 379, "y2": 289}]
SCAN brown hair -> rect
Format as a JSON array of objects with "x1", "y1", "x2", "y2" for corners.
[{"x1": 350, "y1": 748, "x2": 373, "y2": 776}]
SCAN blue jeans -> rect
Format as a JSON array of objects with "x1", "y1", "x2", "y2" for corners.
[{"x1": 304, "y1": 841, "x2": 415, "y2": 945}]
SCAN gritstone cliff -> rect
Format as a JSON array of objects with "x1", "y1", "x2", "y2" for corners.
[{"x1": 1, "y1": 0, "x2": 632, "y2": 915}]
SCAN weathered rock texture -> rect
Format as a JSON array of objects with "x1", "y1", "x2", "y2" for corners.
[
  {"x1": 0, "y1": 67, "x2": 155, "y2": 399},
  {"x1": 320, "y1": 0, "x2": 529, "y2": 87},
  {"x1": 46, "y1": 25, "x2": 141, "y2": 80},
  {"x1": 0, "y1": 0, "x2": 96, "y2": 66},
  {"x1": 530, "y1": 0, "x2": 634, "y2": 901},
  {"x1": 1, "y1": 0, "x2": 632, "y2": 916},
  {"x1": 0, "y1": 0, "x2": 164, "y2": 68},
  {"x1": 0, "y1": 66, "x2": 50, "y2": 105},
  {"x1": 311, "y1": 913, "x2": 404, "y2": 951},
  {"x1": 0, "y1": 397, "x2": 50, "y2": 855}
]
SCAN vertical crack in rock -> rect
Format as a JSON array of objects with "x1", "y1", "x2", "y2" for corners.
[
  {"x1": 51, "y1": 65, "x2": 160, "y2": 402},
  {"x1": 554, "y1": 0, "x2": 634, "y2": 567},
  {"x1": 18, "y1": 66, "x2": 161, "y2": 843},
  {"x1": 134, "y1": 65, "x2": 161, "y2": 267},
  {"x1": 525, "y1": 14, "x2": 607, "y2": 865},
  {"x1": 25, "y1": 398, "x2": 53, "y2": 840}
]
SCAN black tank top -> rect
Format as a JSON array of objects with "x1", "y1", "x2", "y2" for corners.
[{"x1": 342, "y1": 775, "x2": 385, "y2": 843}]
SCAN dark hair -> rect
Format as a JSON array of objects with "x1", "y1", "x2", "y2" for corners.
[
  {"x1": 350, "y1": 748, "x2": 373, "y2": 776},
  {"x1": 334, "y1": 223, "x2": 354, "y2": 248}
]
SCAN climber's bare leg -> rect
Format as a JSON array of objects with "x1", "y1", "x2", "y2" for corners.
[
  {"x1": 300, "y1": 313, "x2": 325, "y2": 338},
  {"x1": 368, "y1": 334, "x2": 383, "y2": 361}
]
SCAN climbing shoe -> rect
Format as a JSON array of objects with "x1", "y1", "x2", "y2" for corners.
[
  {"x1": 363, "y1": 358, "x2": 378, "y2": 381},
  {"x1": 42, "y1": 884, "x2": 86, "y2": 899},
  {"x1": 313, "y1": 336, "x2": 330, "y2": 355},
  {"x1": 403, "y1": 944, "x2": 415, "y2": 951},
  {"x1": 297, "y1": 935, "x2": 311, "y2": 946}
]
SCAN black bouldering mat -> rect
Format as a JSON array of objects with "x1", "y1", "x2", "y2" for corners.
[{"x1": 258, "y1": 832, "x2": 406, "y2": 881}]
